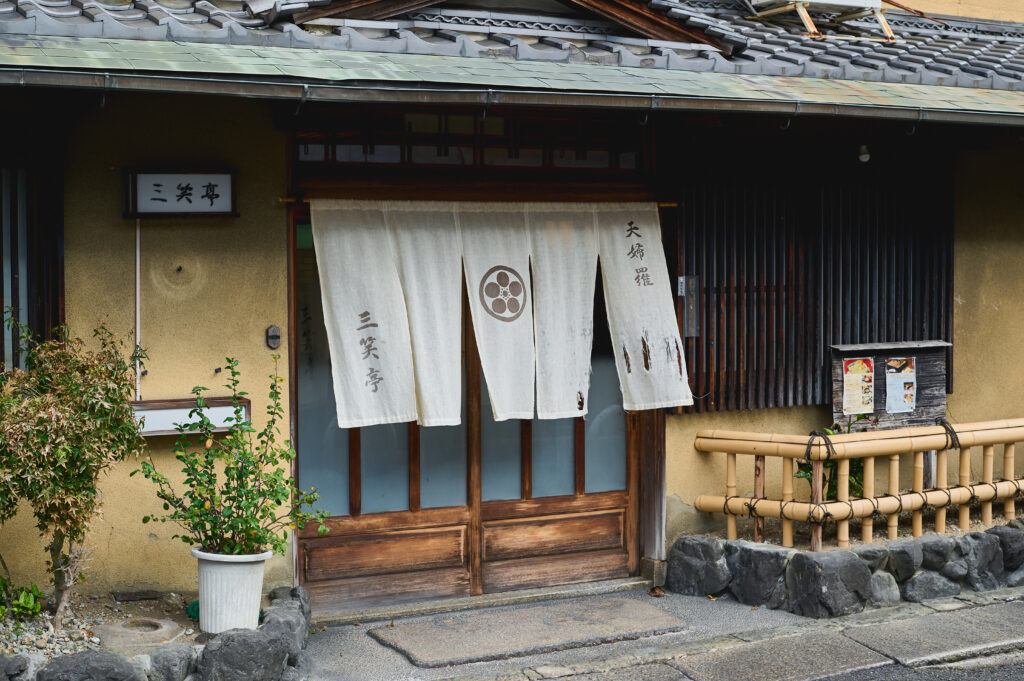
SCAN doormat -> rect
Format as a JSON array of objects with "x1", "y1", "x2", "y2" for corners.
[{"x1": 368, "y1": 597, "x2": 687, "y2": 667}]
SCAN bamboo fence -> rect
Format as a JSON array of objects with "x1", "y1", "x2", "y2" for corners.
[{"x1": 693, "y1": 419, "x2": 1024, "y2": 551}]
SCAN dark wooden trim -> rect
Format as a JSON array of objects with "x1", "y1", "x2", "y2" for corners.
[
  {"x1": 294, "y1": 0, "x2": 443, "y2": 23},
  {"x1": 349, "y1": 428, "x2": 361, "y2": 518},
  {"x1": 297, "y1": 506, "x2": 470, "y2": 538},
  {"x1": 639, "y1": 409, "x2": 667, "y2": 562},
  {"x1": 481, "y1": 490, "x2": 627, "y2": 521},
  {"x1": 293, "y1": 178, "x2": 655, "y2": 203},
  {"x1": 409, "y1": 422, "x2": 421, "y2": 513},
  {"x1": 465, "y1": 288, "x2": 483, "y2": 596},
  {"x1": 287, "y1": 205, "x2": 299, "y2": 584},
  {"x1": 625, "y1": 412, "x2": 641, "y2": 574},
  {"x1": 563, "y1": 0, "x2": 718, "y2": 46},
  {"x1": 130, "y1": 396, "x2": 251, "y2": 411},
  {"x1": 574, "y1": 417, "x2": 586, "y2": 496},
  {"x1": 521, "y1": 420, "x2": 533, "y2": 501}
]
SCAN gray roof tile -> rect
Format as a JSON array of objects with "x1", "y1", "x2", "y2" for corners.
[{"x1": 0, "y1": 0, "x2": 1022, "y2": 95}]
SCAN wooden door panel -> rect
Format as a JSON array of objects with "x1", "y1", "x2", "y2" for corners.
[
  {"x1": 482, "y1": 510, "x2": 624, "y2": 561},
  {"x1": 482, "y1": 549, "x2": 629, "y2": 593},
  {"x1": 306, "y1": 567, "x2": 472, "y2": 613},
  {"x1": 304, "y1": 526, "x2": 467, "y2": 582}
]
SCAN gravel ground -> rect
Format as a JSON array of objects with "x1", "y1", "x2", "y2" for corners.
[{"x1": 0, "y1": 590, "x2": 200, "y2": 660}]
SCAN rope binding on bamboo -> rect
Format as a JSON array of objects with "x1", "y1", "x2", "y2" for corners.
[
  {"x1": 935, "y1": 417, "x2": 961, "y2": 451},
  {"x1": 805, "y1": 429, "x2": 838, "y2": 462}
]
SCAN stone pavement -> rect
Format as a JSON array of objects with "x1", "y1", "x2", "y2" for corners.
[{"x1": 307, "y1": 584, "x2": 1024, "y2": 681}]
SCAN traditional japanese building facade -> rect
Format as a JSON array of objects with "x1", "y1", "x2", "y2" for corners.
[{"x1": 2, "y1": 0, "x2": 1024, "y2": 616}]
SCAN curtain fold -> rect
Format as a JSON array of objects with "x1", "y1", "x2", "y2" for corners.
[
  {"x1": 597, "y1": 204, "x2": 694, "y2": 411},
  {"x1": 310, "y1": 200, "x2": 418, "y2": 428},
  {"x1": 385, "y1": 201, "x2": 464, "y2": 426},
  {"x1": 529, "y1": 205, "x2": 599, "y2": 419},
  {"x1": 459, "y1": 203, "x2": 536, "y2": 421}
]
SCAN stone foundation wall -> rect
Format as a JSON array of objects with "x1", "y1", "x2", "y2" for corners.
[
  {"x1": 666, "y1": 523, "x2": 1024, "y2": 618},
  {"x1": 0, "y1": 587, "x2": 314, "y2": 681}
]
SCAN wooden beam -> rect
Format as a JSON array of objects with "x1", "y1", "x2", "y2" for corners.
[
  {"x1": 294, "y1": 0, "x2": 444, "y2": 24},
  {"x1": 564, "y1": 0, "x2": 719, "y2": 48}
]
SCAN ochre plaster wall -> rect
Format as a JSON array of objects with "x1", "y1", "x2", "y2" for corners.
[
  {"x1": 0, "y1": 92, "x2": 291, "y2": 594},
  {"x1": 906, "y1": 1, "x2": 1024, "y2": 23}
]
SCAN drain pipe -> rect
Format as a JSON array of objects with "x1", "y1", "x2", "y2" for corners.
[{"x1": 135, "y1": 218, "x2": 141, "y2": 401}]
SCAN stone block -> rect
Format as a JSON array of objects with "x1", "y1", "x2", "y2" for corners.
[
  {"x1": 1005, "y1": 564, "x2": 1024, "y2": 587},
  {"x1": 887, "y1": 540, "x2": 923, "y2": 582},
  {"x1": 197, "y1": 628, "x2": 289, "y2": 681},
  {"x1": 900, "y1": 571, "x2": 960, "y2": 602},
  {"x1": 852, "y1": 544, "x2": 888, "y2": 572},
  {"x1": 868, "y1": 571, "x2": 900, "y2": 607},
  {"x1": 918, "y1": 535, "x2": 955, "y2": 571},
  {"x1": 150, "y1": 643, "x2": 195, "y2": 681},
  {"x1": 786, "y1": 550, "x2": 871, "y2": 618},
  {"x1": 36, "y1": 651, "x2": 146, "y2": 681},
  {"x1": 963, "y1": 532, "x2": 1004, "y2": 591},
  {"x1": 940, "y1": 559, "x2": 968, "y2": 582},
  {"x1": 725, "y1": 542, "x2": 792, "y2": 609},
  {"x1": 666, "y1": 536, "x2": 731, "y2": 596},
  {"x1": 0, "y1": 656, "x2": 27, "y2": 681},
  {"x1": 986, "y1": 526, "x2": 1024, "y2": 572},
  {"x1": 261, "y1": 602, "x2": 307, "y2": 661}
]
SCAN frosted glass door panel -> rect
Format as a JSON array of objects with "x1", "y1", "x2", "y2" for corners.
[
  {"x1": 361, "y1": 424, "x2": 410, "y2": 513},
  {"x1": 421, "y1": 376, "x2": 467, "y2": 508},
  {"x1": 585, "y1": 357, "x2": 627, "y2": 493},
  {"x1": 296, "y1": 236, "x2": 350, "y2": 516},
  {"x1": 482, "y1": 377, "x2": 521, "y2": 501},
  {"x1": 532, "y1": 419, "x2": 575, "y2": 497}
]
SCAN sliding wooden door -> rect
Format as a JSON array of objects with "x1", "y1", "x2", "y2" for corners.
[{"x1": 291, "y1": 211, "x2": 639, "y2": 613}]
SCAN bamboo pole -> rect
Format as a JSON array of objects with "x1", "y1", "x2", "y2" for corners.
[
  {"x1": 782, "y1": 457, "x2": 794, "y2": 548},
  {"x1": 694, "y1": 425, "x2": 1024, "y2": 461},
  {"x1": 753, "y1": 455, "x2": 765, "y2": 543},
  {"x1": 888, "y1": 454, "x2": 900, "y2": 540},
  {"x1": 1005, "y1": 443, "x2": 1016, "y2": 521},
  {"x1": 982, "y1": 445, "x2": 994, "y2": 525},
  {"x1": 811, "y1": 460, "x2": 823, "y2": 552},
  {"x1": 695, "y1": 478, "x2": 1024, "y2": 522},
  {"x1": 862, "y1": 456, "x2": 875, "y2": 543},
  {"x1": 936, "y1": 449, "x2": 947, "y2": 534},
  {"x1": 837, "y1": 458, "x2": 850, "y2": 549},
  {"x1": 959, "y1": 447, "x2": 971, "y2": 532},
  {"x1": 725, "y1": 452, "x2": 737, "y2": 540},
  {"x1": 913, "y1": 451, "x2": 924, "y2": 538}
]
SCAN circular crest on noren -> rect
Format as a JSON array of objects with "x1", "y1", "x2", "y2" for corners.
[{"x1": 478, "y1": 265, "x2": 527, "y2": 323}]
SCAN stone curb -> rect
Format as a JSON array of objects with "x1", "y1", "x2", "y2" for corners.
[
  {"x1": 1, "y1": 587, "x2": 314, "y2": 681},
  {"x1": 434, "y1": 586, "x2": 1024, "y2": 681}
]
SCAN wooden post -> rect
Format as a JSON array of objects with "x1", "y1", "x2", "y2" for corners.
[
  {"x1": 888, "y1": 454, "x2": 900, "y2": 540},
  {"x1": 959, "y1": 447, "x2": 971, "y2": 532},
  {"x1": 862, "y1": 456, "x2": 875, "y2": 543},
  {"x1": 725, "y1": 452, "x2": 737, "y2": 541},
  {"x1": 811, "y1": 459, "x2": 823, "y2": 552},
  {"x1": 936, "y1": 448, "x2": 947, "y2": 534},
  {"x1": 912, "y1": 450, "x2": 924, "y2": 538},
  {"x1": 1005, "y1": 443, "x2": 1016, "y2": 521},
  {"x1": 837, "y1": 458, "x2": 850, "y2": 549},
  {"x1": 753, "y1": 455, "x2": 765, "y2": 543},
  {"x1": 782, "y1": 457, "x2": 794, "y2": 548},
  {"x1": 982, "y1": 444, "x2": 994, "y2": 526}
]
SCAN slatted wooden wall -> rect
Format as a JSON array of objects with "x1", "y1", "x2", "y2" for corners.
[{"x1": 671, "y1": 182, "x2": 954, "y2": 414}]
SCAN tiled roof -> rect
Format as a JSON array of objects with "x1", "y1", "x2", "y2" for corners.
[
  {"x1": 0, "y1": 0, "x2": 1024, "y2": 92},
  {"x1": 3, "y1": 32, "x2": 1024, "y2": 124}
]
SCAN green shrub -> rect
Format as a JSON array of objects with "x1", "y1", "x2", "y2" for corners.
[{"x1": 134, "y1": 357, "x2": 329, "y2": 555}]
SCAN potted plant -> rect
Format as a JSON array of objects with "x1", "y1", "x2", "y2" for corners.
[{"x1": 134, "y1": 356, "x2": 328, "y2": 634}]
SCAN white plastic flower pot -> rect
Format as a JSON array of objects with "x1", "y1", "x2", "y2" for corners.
[{"x1": 191, "y1": 547, "x2": 273, "y2": 634}]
